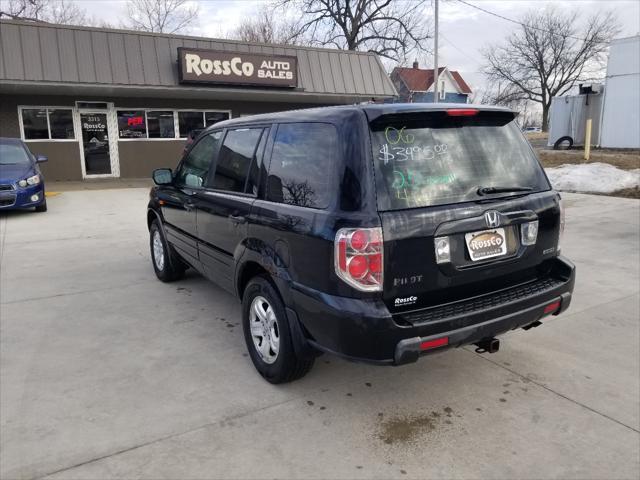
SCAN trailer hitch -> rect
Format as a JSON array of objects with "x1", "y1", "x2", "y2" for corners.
[{"x1": 474, "y1": 338, "x2": 500, "y2": 354}]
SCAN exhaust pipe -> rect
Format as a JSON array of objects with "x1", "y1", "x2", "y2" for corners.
[{"x1": 474, "y1": 338, "x2": 500, "y2": 354}]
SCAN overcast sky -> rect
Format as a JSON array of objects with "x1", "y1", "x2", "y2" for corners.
[{"x1": 73, "y1": 0, "x2": 640, "y2": 93}]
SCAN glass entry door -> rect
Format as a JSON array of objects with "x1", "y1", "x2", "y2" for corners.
[{"x1": 79, "y1": 112, "x2": 114, "y2": 176}]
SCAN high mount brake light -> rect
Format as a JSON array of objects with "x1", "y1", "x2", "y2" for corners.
[
  {"x1": 446, "y1": 109, "x2": 479, "y2": 117},
  {"x1": 335, "y1": 227, "x2": 383, "y2": 292}
]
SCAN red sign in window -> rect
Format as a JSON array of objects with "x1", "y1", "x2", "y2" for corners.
[{"x1": 128, "y1": 116, "x2": 144, "y2": 127}]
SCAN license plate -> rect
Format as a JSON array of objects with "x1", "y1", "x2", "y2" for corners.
[{"x1": 465, "y1": 228, "x2": 508, "y2": 262}]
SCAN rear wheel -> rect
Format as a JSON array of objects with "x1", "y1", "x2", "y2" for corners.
[
  {"x1": 242, "y1": 276, "x2": 314, "y2": 383},
  {"x1": 149, "y1": 220, "x2": 185, "y2": 282}
]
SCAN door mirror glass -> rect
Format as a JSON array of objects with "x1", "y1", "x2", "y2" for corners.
[
  {"x1": 152, "y1": 168, "x2": 173, "y2": 185},
  {"x1": 35, "y1": 154, "x2": 48, "y2": 163}
]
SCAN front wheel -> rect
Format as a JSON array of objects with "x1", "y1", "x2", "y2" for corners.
[
  {"x1": 149, "y1": 220, "x2": 185, "y2": 282},
  {"x1": 242, "y1": 276, "x2": 314, "y2": 383},
  {"x1": 35, "y1": 200, "x2": 47, "y2": 212}
]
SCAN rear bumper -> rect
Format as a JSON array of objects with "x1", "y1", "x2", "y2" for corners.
[{"x1": 290, "y1": 256, "x2": 575, "y2": 365}]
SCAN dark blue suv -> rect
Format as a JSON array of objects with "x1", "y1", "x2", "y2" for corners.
[{"x1": 0, "y1": 138, "x2": 48, "y2": 212}]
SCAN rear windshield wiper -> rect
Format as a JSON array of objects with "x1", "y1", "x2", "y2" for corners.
[{"x1": 477, "y1": 186, "x2": 533, "y2": 196}]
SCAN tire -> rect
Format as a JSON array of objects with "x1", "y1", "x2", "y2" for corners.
[
  {"x1": 553, "y1": 136, "x2": 573, "y2": 150},
  {"x1": 34, "y1": 200, "x2": 47, "y2": 212},
  {"x1": 149, "y1": 220, "x2": 185, "y2": 282},
  {"x1": 242, "y1": 276, "x2": 315, "y2": 383}
]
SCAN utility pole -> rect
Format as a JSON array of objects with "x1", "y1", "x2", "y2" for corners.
[{"x1": 433, "y1": 0, "x2": 439, "y2": 103}]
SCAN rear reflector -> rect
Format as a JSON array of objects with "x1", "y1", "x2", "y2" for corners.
[
  {"x1": 544, "y1": 301, "x2": 561, "y2": 314},
  {"x1": 446, "y1": 109, "x2": 479, "y2": 117},
  {"x1": 420, "y1": 337, "x2": 449, "y2": 350}
]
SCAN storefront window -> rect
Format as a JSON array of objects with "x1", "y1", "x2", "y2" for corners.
[
  {"x1": 21, "y1": 108, "x2": 75, "y2": 140},
  {"x1": 147, "y1": 111, "x2": 175, "y2": 138},
  {"x1": 49, "y1": 109, "x2": 75, "y2": 139},
  {"x1": 205, "y1": 111, "x2": 230, "y2": 127},
  {"x1": 21, "y1": 109, "x2": 49, "y2": 139},
  {"x1": 117, "y1": 110, "x2": 147, "y2": 139},
  {"x1": 178, "y1": 111, "x2": 204, "y2": 138}
]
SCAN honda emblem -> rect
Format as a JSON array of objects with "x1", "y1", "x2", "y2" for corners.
[{"x1": 485, "y1": 211, "x2": 501, "y2": 228}]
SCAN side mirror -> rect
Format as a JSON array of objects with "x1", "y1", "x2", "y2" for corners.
[
  {"x1": 36, "y1": 154, "x2": 48, "y2": 163},
  {"x1": 152, "y1": 168, "x2": 173, "y2": 186}
]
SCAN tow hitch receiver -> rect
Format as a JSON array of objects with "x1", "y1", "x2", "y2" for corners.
[{"x1": 474, "y1": 338, "x2": 500, "y2": 354}]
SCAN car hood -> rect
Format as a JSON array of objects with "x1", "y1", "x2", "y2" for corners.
[{"x1": 0, "y1": 163, "x2": 34, "y2": 184}]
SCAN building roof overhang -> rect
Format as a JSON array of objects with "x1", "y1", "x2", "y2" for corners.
[{"x1": 0, "y1": 80, "x2": 389, "y2": 104}]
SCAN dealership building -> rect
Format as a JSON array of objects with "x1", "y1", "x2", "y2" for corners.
[{"x1": 0, "y1": 20, "x2": 396, "y2": 181}]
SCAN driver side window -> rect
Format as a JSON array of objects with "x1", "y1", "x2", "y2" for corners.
[{"x1": 175, "y1": 131, "x2": 223, "y2": 188}]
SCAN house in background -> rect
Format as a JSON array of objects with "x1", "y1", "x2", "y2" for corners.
[{"x1": 390, "y1": 62, "x2": 472, "y2": 103}]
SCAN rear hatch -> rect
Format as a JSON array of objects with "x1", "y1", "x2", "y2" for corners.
[{"x1": 367, "y1": 108, "x2": 562, "y2": 315}]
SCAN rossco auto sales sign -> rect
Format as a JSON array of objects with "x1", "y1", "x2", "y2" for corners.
[{"x1": 178, "y1": 48, "x2": 297, "y2": 88}]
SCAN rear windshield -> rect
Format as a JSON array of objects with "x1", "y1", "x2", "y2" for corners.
[{"x1": 370, "y1": 111, "x2": 550, "y2": 210}]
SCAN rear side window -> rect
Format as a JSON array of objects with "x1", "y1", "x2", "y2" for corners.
[
  {"x1": 370, "y1": 111, "x2": 550, "y2": 210},
  {"x1": 211, "y1": 128, "x2": 264, "y2": 193},
  {"x1": 267, "y1": 123, "x2": 337, "y2": 209}
]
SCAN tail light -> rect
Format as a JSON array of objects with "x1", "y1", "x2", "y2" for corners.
[
  {"x1": 558, "y1": 198, "x2": 566, "y2": 253},
  {"x1": 335, "y1": 227, "x2": 383, "y2": 291}
]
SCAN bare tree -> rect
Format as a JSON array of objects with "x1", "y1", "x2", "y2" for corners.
[
  {"x1": 48, "y1": 0, "x2": 88, "y2": 24},
  {"x1": 483, "y1": 8, "x2": 619, "y2": 131},
  {"x1": 124, "y1": 0, "x2": 199, "y2": 34},
  {"x1": 233, "y1": 6, "x2": 301, "y2": 45},
  {"x1": 277, "y1": 0, "x2": 431, "y2": 63},
  {"x1": 0, "y1": 0, "x2": 89, "y2": 25}
]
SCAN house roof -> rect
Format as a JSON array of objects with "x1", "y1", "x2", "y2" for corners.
[
  {"x1": 449, "y1": 70, "x2": 472, "y2": 95},
  {"x1": 392, "y1": 66, "x2": 472, "y2": 94},
  {"x1": 0, "y1": 19, "x2": 397, "y2": 102}
]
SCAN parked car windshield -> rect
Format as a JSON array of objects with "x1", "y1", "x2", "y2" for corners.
[
  {"x1": 370, "y1": 110, "x2": 550, "y2": 210},
  {"x1": 0, "y1": 142, "x2": 31, "y2": 165}
]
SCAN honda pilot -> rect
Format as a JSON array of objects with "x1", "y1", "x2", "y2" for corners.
[{"x1": 147, "y1": 104, "x2": 575, "y2": 383}]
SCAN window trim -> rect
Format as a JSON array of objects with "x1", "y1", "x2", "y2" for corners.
[
  {"x1": 115, "y1": 108, "x2": 232, "y2": 141},
  {"x1": 18, "y1": 106, "x2": 77, "y2": 142}
]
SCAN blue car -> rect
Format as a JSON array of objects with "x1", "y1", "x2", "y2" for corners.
[{"x1": 0, "y1": 137, "x2": 48, "y2": 212}]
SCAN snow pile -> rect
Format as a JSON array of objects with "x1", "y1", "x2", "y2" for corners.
[{"x1": 545, "y1": 162, "x2": 640, "y2": 193}]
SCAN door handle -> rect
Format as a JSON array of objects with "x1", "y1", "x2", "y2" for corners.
[
  {"x1": 184, "y1": 201, "x2": 195, "y2": 211},
  {"x1": 229, "y1": 214, "x2": 247, "y2": 224}
]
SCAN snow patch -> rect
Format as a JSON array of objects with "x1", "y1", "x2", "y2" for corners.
[{"x1": 545, "y1": 162, "x2": 640, "y2": 193}]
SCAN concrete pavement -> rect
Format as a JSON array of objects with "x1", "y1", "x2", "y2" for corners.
[{"x1": 1, "y1": 190, "x2": 638, "y2": 479}]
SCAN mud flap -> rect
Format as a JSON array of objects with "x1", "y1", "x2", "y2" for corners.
[{"x1": 285, "y1": 307, "x2": 321, "y2": 360}]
